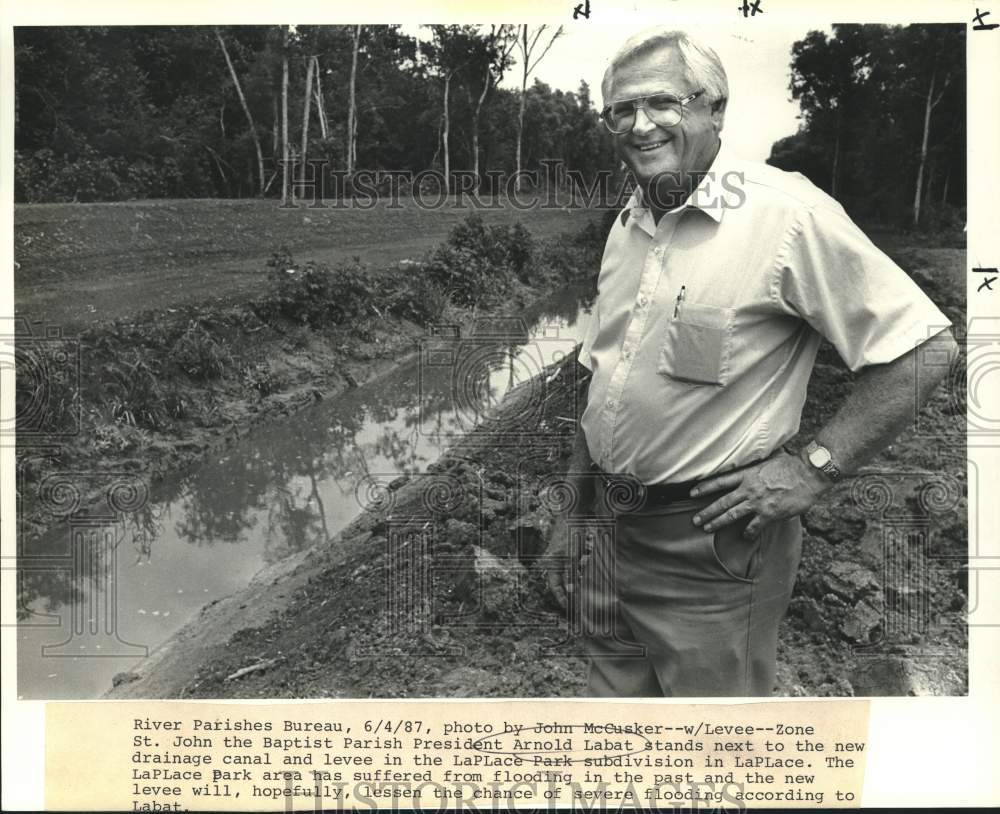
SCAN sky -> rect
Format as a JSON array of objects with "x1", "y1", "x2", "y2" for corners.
[{"x1": 404, "y1": 23, "x2": 826, "y2": 163}]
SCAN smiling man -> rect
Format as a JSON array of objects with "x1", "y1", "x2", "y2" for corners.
[{"x1": 544, "y1": 28, "x2": 959, "y2": 697}]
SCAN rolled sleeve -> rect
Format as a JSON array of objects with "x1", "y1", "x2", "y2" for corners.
[{"x1": 775, "y1": 204, "x2": 952, "y2": 371}]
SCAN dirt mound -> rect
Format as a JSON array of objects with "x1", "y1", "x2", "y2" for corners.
[
  {"x1": 171, "y1": 324, "x2": 966, "y2": 699},
  {"x1": 105, "y1": 241, "x2": 967, "y2": 699}
]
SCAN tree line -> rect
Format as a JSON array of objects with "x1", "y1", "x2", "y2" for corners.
[
  {"x1": 770, "y1": 23, "x2": 965, "y2": 230},
  {"x1": 16, "y1": 22, "x2": 965, "y2": 231},
  {"x1": 14, "y1": 24, "x2": 616, "y2": 203}
]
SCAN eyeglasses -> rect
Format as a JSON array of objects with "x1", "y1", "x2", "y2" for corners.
[{"x1": 600, "y1": 89, "x2": 705, "y2": 134}]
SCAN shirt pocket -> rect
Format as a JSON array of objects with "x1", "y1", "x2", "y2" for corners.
[{"x1": 657, "y1": 301, "x2": 735, "y2": 386}]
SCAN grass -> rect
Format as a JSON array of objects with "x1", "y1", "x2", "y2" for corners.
[{"x1": 14, "y1": 196, "x2": 602, "y2": 330}]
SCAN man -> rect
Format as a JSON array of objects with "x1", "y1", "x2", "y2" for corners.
[{"x1": 545, "y1": 28, "x2": 959, "y2": 697}]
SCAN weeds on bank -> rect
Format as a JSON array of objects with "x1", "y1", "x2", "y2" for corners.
[
  {"x1": 422, "y1": 216, "x2": 535, "y2": 306},
  {"x1": 171, "y1": 321, "x2": 231, "y2": 381},
  {"x1": 240, "y1": 362, "x2": 289, "y2": 399},
  {"x1": 260, "y1": 213, "x2": 556, "y2": 327},
  {"x1": 17, "y1": 214, "x2": 609, "y2": 461},
  {"x1": 265, "y1": 252, "x2": 377, "y2": 328},
  {"x1": 14, "y1": 338, "x2": 81, "y2": 437},
  {"x1": 100, "y1": 348, "x2": 200, "y2": 430}
]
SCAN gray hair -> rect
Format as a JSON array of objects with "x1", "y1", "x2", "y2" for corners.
[{"x1": 601, "y1": 28, "x2": 729, "y2": 109}]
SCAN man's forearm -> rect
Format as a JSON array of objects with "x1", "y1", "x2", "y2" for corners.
[
  {"x1": 812, "y1": 329, "x2": 959, "y2": 476},
  {"x1": 691, "y1": 329, "x2": 959, "y2": 537}
]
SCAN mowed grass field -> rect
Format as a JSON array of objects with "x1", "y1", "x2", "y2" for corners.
[{"x1": 15, "y1": 196, "x2": 603, "y2": 330}]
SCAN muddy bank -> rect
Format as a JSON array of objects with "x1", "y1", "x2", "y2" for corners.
[
  {"x1": 18, "y1": 301, "x2": 425, "y2": 544},
  {"x1": 17, "y1": 215, "x2": 607, "y2": 552},
  {"x1": 17, "y1": 218, "x2": 608, "y2": 699},
  {"x1": 106, "y1": 244, "x2": 968, "y2": 699},
  {"x1": 107, "y1": 347, "x2": 591, "y2": 699}
]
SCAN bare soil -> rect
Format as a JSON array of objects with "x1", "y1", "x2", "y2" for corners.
[
  {"x1": 104, "y1": 241, "x2": 968, "y2": 700},
  {"x1": 14, "y1": 197, "x2": 597, "y2": 331}
]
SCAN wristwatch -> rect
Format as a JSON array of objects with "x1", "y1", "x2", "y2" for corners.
[{"x1": 804, "y1": 441, "x2": 842, "y2": 482}]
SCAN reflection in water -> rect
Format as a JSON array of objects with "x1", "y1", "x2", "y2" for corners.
[{"x1": 17, "y1": 284, "x2": 595, "y2": 698}]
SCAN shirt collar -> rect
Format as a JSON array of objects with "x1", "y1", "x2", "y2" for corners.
[{"x1": 624, "y1": 139, "x2": 742, "y2": 226}]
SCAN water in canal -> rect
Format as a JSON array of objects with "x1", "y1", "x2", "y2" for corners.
[{"x1": 17, "y1": 285, "x2": 595, "y2": 698}]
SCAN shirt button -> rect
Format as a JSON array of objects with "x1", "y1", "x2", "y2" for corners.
[
  {"x1": 623, "y1": 348, "x2": 632, "y2": 360},
  {"x1": 637, "y1": 295, "x2": 648, "y2": 307},
  {"x1": 652, "y1": 246, "x2": 663, "y2": 256},
  {"x1": 607, "y1": 399, "x2": 616, "y2": 409}
]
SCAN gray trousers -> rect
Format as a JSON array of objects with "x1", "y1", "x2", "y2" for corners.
[{"x1": 580, "y1": 485, "x2": 802, "y2": 697}]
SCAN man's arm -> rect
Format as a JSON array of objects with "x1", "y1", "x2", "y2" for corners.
[{"x1": 690, "y1": 329, "x2": 959, "y2": 539}]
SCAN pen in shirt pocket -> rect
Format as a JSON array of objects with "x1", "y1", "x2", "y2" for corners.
[{"x1": 674, "y1": 285, "x2": 686, "y2": 318}]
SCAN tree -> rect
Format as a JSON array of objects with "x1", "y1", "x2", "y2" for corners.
[
  {"x1": 789, "y1": 27, "x2": 874, "y2": 197},
  {"x1": 782, "y1": 23, "x2": 965, "y2": 227},
  {"x1": 280, "y1": 26, "x2": 290, "y2": 205},
  {"x1": 423, "y1": 25, "x2": 481, "y2": 194},
  {"x1": 298, "y1": 42, "x2": 316, "y2": 189},
  {"x1": 215, "y1": 28, "x2": 265, "y2": 195},
  {"x1": 514, "y1": 25, "x2": 563, "y2": 192},
  {"x1": 14, "y1": 24, "x2": 614, "y2": 202},
  {"x1": 461, "y1": 25, "x2": 517, "y2": 190},
  {"x1": 913, "y1": 64, "x2": 949, "y2": 227},
  {"x1": 312, "y1": 56, "x2": 328, "y2": 139},
  {"x1": 888, "y1": 26, "x2": 963, "y2": 227},
  {"x1": 346, "y1": 26, "x2": 425, "y2": 170},
  {"x1": 346, "y1": 25, "x2": 361, "y2": 175},
  {"x1": 766, "y1": 130, "x2": 829, "y2": 188}
]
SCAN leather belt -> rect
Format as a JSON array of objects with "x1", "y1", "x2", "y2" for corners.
[
  {"x1": 591, "y1": 458, "x2": 766, "y2": 514},
  {"x1": 591, "y1": 463, "x2": 699, "y2": 513}
]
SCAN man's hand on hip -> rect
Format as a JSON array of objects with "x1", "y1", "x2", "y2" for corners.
[{"x1": 689, "y1": 451, "x2": 831, "y2": 539}]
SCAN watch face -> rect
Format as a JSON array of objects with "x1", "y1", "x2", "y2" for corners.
[{"x1": 809, "y1": 446, "x2": 832, "y2": 467}]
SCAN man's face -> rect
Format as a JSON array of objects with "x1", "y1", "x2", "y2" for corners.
[{"x1": 606, "y1": 45, "x2": 723, "y2": 197}]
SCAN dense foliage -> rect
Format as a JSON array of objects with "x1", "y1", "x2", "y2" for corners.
[
  {"x1": 265, "y1": 251, "x2": 378, "y2": 328},
  {"x1": 16, "y1": 23, "x2": 965, "y2": 231},
  {"x1": 770, "y1": 23, "x2": 966, "y2": 230},
  {"x1": 263, "y1": 212, "x2": 549, "y2": 329},
  {"x1": 424, "y1": 216, "x2": 534, "y2": 306},
  {"x1": 15, "y1": 25, "x2": 614, "y2": 202}
]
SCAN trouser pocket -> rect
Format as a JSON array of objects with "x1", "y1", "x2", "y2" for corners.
[{"x1": 710, "y1": 515, "x2": 762, "y2": 583}]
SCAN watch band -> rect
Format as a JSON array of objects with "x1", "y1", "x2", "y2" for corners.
[{"x1": 805, "y1": 440, "x2": 842, "y2": 482}]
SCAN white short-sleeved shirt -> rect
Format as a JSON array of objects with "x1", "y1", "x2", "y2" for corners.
[{"x1": 578, "y1": 141, "x2": 951, "y2": 484}]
